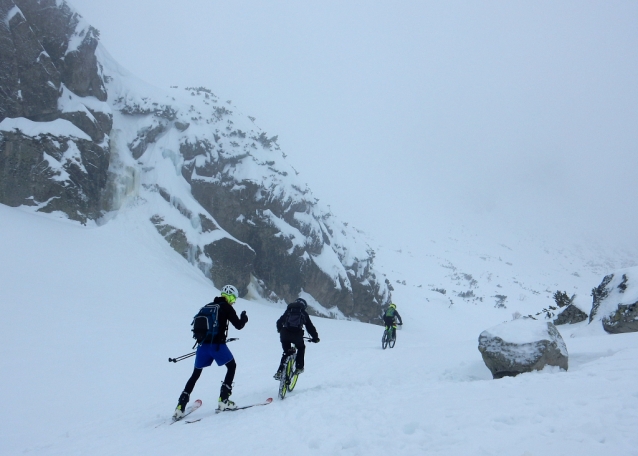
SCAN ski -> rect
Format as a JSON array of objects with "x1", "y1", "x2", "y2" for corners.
[
  {"x1": 168, "y1": 399, "x2": 202, "y2": 425},
  {"x1": 215, "y1": 397, "x2": 272, "y2": 413},
  {"x1": 184, "y1": 397, "x2": 272, "y2": 423}
]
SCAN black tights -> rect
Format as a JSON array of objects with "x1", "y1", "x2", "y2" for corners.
[{"x1": 183, "y1": 359, "x2": 237, "y2": 395}]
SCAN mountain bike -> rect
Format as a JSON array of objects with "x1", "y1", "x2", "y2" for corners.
[
  {"x1": 278, "y1": 337, "x2": 313, "y2": 400},
  {"x1": 382, "y1": 324, "x2": 401, "y2": 349}
]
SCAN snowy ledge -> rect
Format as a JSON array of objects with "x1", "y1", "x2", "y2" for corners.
[{"x1": 0, "y1": 117, "x2": 91, "y2": 141}]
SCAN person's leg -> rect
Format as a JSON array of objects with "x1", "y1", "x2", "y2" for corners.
[
  {"x1": 294, "y1": 334, "x2": 306, "y2": 370},
  {"x1": 219, "y1": 359, "x2": 237, "y2": 409},
  {"x1": 279, "y1": 338, "x2": 293, "y2": 370},
  {"x1": 222, "y1": 359, "x2": 236, "y2": 390},
  {"x1": 211, "y1": 345, "x2": 236, "y2": 407},
  {"x1": 174, "y1": 345, "x2": 213, "y2": 417},
  {"x1": 184, "y1": 367, "x2": 203, "y2": 395}
]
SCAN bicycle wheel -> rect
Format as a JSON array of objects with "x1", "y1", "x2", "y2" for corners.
[
  {"x1": 278, "y1": 371, "x2": 287, "y2": 400},
  {"x1": 382, "y1": 330, "x2": 389, "y2": 349},
  {"x1": 278, "y1": 356, "x2": 291, "y2": 399},
  {"x1": 288, "y1": 371, "x2": 299, "y2": 392},
  {"x1": 389, "y1": 332, "x2": 396, "y2": 348},
  {"x1": 278, "y1": 354, "x2": 295, "y2": 399},
  {"x1": 286, "y1": 355, "x2": 298, "y2": 391}
]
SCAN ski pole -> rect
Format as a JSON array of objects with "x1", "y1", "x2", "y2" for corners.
[
  {"x1": 169, "y1": 352, "x2": 195, "y2": 363},
  {"x1": 169, "y1": 338, "x2": 240, "y2": 363}
]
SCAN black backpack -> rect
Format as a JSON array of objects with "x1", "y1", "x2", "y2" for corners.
[
  {"x1": 283, "y1": 304, "x2": 305, "y2": 330},
  {"x1": 192, "y1": 303, "x2": 220, "y2": 344}
]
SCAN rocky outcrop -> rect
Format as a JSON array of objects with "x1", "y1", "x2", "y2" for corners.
[
  {"x1": 603, "y1": 301, "x2": 638, "y2": 334},
  {"x1": 0, "y1": 119, "x2": 108, "y2": 222},
  {"x1": 0, "y1": 0, "x2": 111, "y2": 223},
  {"x1": 587, "y1": 269, "x2": 638, "y2": 334},
  {"x1": 553, "y1": 304, "x2": 588, "y2": 326},
  {"x1": 0, "y1": 1, "x2": 390, "y2": 320},
  {"x1": 478, "y1": 318, "x2": 568, "y2": 379}
]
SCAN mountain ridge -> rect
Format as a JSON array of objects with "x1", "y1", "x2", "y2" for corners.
[{"x1": 0, "y1": 0, "x2": 390, "y2": 321}]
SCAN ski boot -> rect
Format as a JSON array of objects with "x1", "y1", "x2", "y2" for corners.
[
  {"x1": 172, "y1": 391, "x2": 190, "y2": 421},
  {"x1": 274, "y1": 368, "x2": 283, "y2": 380},
  {"x1": 217, "y1": 383, "x2": 237, "y2": 411}
]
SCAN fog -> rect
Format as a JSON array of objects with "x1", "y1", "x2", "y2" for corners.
[{"x1": 69, "y1": 0, "x2": 638, "y2": 249}]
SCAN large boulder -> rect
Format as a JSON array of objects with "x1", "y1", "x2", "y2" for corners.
[
  {"x1": 588, "y1": 267, "x2": 638, "y2": 334},
  {"x1": 478, "y1": 318, "x2": 568, "y2": 379}
]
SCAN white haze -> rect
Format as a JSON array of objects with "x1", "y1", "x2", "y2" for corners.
[{"x1": 68, "y1": 0, "x2": 638, "y2": 251}]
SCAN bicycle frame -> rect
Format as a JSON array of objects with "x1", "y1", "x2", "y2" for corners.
[
  {"x1": 381, "y1": 325, "x2": 397, "y2": 349},
  {"x1": 278, "y1": 337, "x2": 313, "y2": 400}
]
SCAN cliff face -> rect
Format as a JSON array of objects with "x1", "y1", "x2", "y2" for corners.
[
  {"x1": 0, "y1": 0, "x2": 110, "y2": 222},
  {"x1": 0, "y1": 0, "x2": 391, "y2": 322}
]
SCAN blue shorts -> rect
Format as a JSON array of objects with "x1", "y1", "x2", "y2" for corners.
[{"x1": 194, "y1": 343, "x2": 234, "y2": 369}]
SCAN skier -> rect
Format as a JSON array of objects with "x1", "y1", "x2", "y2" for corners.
[
  {"x1": 383, "y1": 303, "x2": 403, "y2": 338},
  {"x1": 274, "y1": 297, "x2": 319, "y2": 379},
  {"x1": 173, "y1": 285, "x2": 248, "y2": 420}
]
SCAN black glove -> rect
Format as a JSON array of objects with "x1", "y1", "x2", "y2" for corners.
[
  {"x1": 240, "y1": 310, "x2": 248, "y2": 322},
  {"x1": 312, "y1": 337, "x2": 320, "y2": 343}
]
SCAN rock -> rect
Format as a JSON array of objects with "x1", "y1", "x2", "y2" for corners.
[
  {"x1": 478, "y1": 318, "x2": 568, "y2": 379},
  {"x1": 0, "y1": 0, "x2": 61, "y2": 120},
  {"x1": 0, "y1": 122, "x2": 109, "y2": 223},
  {"x1": 0, "y1": 0, "x2": 111, "y2": 222},
  {"x1": 588, "y1": 268, "x2": 638, "y2": 334},
  {"x1": 603, "y1": 302, "x2": 638, "y2": 334},
  {"x1": 553, "y1": 304, "x2": 588, "y2": 325}
]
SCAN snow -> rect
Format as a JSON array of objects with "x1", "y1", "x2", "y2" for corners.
[
  {"x1": 58, "y1": 84, "x2": 112, "y2": 116},
  {"x1": 483, "y1": 318, "x2": 560, "y2": 345},
  {"x1": 0, "y1": 117, "x2": 92, "y2": 141},
  {"x1": 4, "y1": 5, "x2": 22, "y2": 26},
  {"x1": 2, "y1": 203, "x2": 638, "y2": 455}
]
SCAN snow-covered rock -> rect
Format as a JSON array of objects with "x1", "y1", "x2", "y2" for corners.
[
  {"x1": 553, "y1": 303, "x2": 588, "y2": 326},
  {"x1": 478, "y1": 318, "x2": 568, "y2": 378},
  {"x1": 588, "y1": 266, "x2": 638, "y2": 334}
]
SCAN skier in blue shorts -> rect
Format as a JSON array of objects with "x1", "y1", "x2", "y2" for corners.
[{"x1": 173, "y1": 285, "x2": 248, "y2": 420}]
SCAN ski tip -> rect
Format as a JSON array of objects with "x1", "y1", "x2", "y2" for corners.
[
  {"x1": 194, "y1": 399, "x2": 203, "y2": 405},
  {"x1": 265, "y1": 398, "x2": 273, "y2": 403}
]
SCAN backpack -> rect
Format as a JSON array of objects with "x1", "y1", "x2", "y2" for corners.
[
  {"x1": 283, "y1": 304, "x2": 305, "y2": 330},
  {"x1": 384, "y1": 307, "x2": 395, "y2": 318},
  {"x1": 192, "y1": 303, "x2": 220, "y2": 344}
]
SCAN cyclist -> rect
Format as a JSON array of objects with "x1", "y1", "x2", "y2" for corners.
[
  {"x1": 383, "y1": 303, "x2": 403, "y2": 338},
  {"x1": 274, "y1": 297, "x2": 319, "y2": 379}
]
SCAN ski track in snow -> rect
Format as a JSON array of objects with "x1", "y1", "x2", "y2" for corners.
[{"x1": 1, "y1": 204, "x2": 638, "y2": 456}]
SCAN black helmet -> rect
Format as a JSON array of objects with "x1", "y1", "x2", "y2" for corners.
[{"x1": 294, "y1": 297, "x2": 307, "y2": 309}]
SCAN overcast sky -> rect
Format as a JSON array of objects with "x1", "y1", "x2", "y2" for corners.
[{"x1": 69, "y1": 0, "x2": 637, "y2": 249}]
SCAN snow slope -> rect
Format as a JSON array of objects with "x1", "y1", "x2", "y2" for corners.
[{"x1": 2, "y1": 204, "x2": 638, "y2": 455}]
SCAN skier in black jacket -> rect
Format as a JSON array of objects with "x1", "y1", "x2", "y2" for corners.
[
  {"x1": 173, "y1": 285, "x2": 248, "y2": 420},
  {"x1": 274, "y1": 297, "x2": 319, "y2": 379}
]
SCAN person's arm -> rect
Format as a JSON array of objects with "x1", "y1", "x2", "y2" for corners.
[
  {"x1": 276, "y1": 312, "x2": 286, "y2": 332},
  {"x1": 303, "y1": 311, "x2": 319, "y2": 340},
  {"x1": 228, "y1": 304, "x2": 247, "y2": 330},
  {"x1": 395, "y1": 310, "x2": 403, "y2": 325}
]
